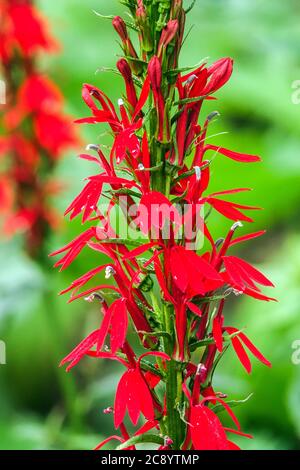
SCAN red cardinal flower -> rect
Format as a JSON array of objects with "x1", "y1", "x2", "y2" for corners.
[
  {"x1": 0, "y1": 1, "x2": 58, "y2": 61},
  {"x1": 51, "y1": 1, "x2": 275, "y2": 451},
  {"x1": 114, "y1": 352, "x2": 169, "y2": 428}
]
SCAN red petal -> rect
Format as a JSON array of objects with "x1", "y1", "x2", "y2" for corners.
[
  {"x1": 114, "y1": 371, "x2": 128, "y2": 428},
  {"x1": 60, "y1": 329, "x2": 99, "y2": 371},
  {"x1": 230, "y1": 230, "x2": 266, "y2": 247},
  {"x1": 123, "y1": 242, "x2": 159, "y2": 259},
  {"x1": 225, "y1": 256, "x2": 274, "y2": 287},
  {"x1": 190, "y1": 405, "x2": 228, "y2": 450},
  {"x1": 110, "y1": 298, "x2": 128, "y2": 354},
  {"x1": 205, "y1": 145, "x2": 261, "y2": 162},
  {"x1": 213, "y1": 316, "x2": 223, "y2": 352},
  {"x1": 238, "y1": 332, "x2": 271, "y2": 368},
  {"x1": 186, "y1": 302, "x2": 203, "y2": 318}
]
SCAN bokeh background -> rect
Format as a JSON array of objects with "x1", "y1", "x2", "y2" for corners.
[{"x1": 0, "y1": 0, "x2": 300, "y2": 450}]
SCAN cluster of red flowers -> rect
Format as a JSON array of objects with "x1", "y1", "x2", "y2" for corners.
[
  {"x1": 52, "y1": 0, "x2": 275, "y2": 450},
  {"x1": 0, "y1": 0, "x2": 78, "y2": 256}
]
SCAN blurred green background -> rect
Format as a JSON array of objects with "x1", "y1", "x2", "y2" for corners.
[{"x1": 0, "y1": 0, "x2": 300, "y2": 450}]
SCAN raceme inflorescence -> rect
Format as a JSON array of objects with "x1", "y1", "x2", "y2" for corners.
[{"x1": 51, "y1": 0, "x2": 275, "y2": 450}]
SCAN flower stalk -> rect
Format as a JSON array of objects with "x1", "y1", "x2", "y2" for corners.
[{"x1": 52, "y1": 0, "x2": 275, "y2": 450}]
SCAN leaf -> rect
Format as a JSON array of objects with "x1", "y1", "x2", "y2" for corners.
[
  {"x1": 212, "y1": 394, "x2": 254, "y2": 414},
  {"x1": 116, "y1": 434, "x2": 164, "y2": 450}
]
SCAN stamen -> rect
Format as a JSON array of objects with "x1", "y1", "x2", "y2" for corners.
[
  {"x1": 215, "y1": 237, "x2": 225, "y2": 249},
  {"x1": 194, "y1": 166, "x2": 201, "y2": 181},
  {"x1": 231, "y1": 221, "x2": 243, "y2": 231},
  {"x1": 84, "y1": 293, "x2": 105, "y2": 303},
  {"x1": 138, "y1": 163, "x2": 145, "y2": 171},
  {"x1": 86, "y1": 144, "x2": 100, "y2": 152},
  {"x1": 105, "y1": 266, "x2": 116, "y2": 279},
  {"x1": 207, "y1": 111, "x2": 220, "y2": 122},
  {"x1": 232, "y1": 289, "x2": 244, "y2": 297},
  {"x1": 118, "y1": 98, "x2": 124, "y2": 107},
  {"x1": 186, "y1": 74, "x2": 197, "y2": 85}
]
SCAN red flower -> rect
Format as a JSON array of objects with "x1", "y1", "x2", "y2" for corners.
[
  {"x1": 222, "y1": 255, "x2": 275, "y2": 301},
  {"x1": 51, "y1": 2, "x2": 275, "y2": 451},
  {"x1": 169, "y1": 245, "x2": 223, "y2": 296},
  {"x1": 0, "y1": 2, "x2": 58, "y2": 61},
  {"x1": 114, "y1": 352, "x2": 169, "y2": 428},
  {"x1": 225, "y1": 327, "x2": 272, "y2": 373}
]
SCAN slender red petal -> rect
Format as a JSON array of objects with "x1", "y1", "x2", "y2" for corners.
[
  {"x1": 110, "y1": 298, "x2": 128, "y2": 354},
  {"x1": 205, "y1": 145, "x2": 261, "y2": 162},
  {"x1": 213, "y1": 316, "x2": 223, "y2": 352},
  {"x1": 230, "y1": 230, "x2": 266, "y2": 247}
]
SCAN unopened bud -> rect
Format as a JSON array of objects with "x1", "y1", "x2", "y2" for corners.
[
  {"x1": 112, "y1": 16, "x2": 128, "y2": 42},
  {"x1": 148, "y1": 56, "x2": 162, "y2": 93},
  {"x1": 117, "y1": 59, "x2": 138, "y2": 109},
  {"x1": 117, "y1": 58, "x2": 132, "y2": 81},
  {"x1": 118, "y1": 98, "x2": 124, "y2": 107},
  {"x1": 171, "y1": 0, "x2": 183, "y2": 19},
  {"x1": 158, "y1": 19, "x2": 179, "y2": 56},
  {"x1": 205, "y1": 57, "x2": 234, "y2": 95}
]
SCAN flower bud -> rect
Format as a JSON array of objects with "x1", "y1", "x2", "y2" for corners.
[
  {"x1": 117, "y1": 59, "x2": 138, "y2": 109},
  {"x1": 204, "y1": 57, "x2": 233, "y2": 95},
  {"x1": 113, "y1": 16, "x2": 142, "y2": 76},
  {"x1": 136, "y1": 1, "x2": 153, "y2": 52},
  {"x1": 148, "y1": 56, "x2": 162, "y2": 95},
  {"x1": 171, "y1": 0, "x2": 183, "y2": 19},
  {"x1": 148, "y1": 57, "x2": 169, "y2": 142},
  {"x1": 158, "y1": 19, "x2": 179, "y2": 58},
  {"x1": 112, "y1": 16, "x2": 128, "y2": 42}
]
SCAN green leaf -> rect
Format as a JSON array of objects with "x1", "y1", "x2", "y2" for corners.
[
  {"x1": 93, "y1": 10, "x2": 138, "y2": 31},
  {"x1": 185, "y1": 0, "x2": 197, "y2": 14},
  {"x1": 116, "y1": 433, "x2": 164, "y2": 450},
  {"x1": 212, "y1": 394, "x2": 254, "y2": 414},
  {"x1": 190, "y1": 331, "x2": 242, "y2": 352}
]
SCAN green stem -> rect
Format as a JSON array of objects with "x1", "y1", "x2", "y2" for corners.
[{"x1": 161, "y1": 303, "x2": 184, "y2": 448}]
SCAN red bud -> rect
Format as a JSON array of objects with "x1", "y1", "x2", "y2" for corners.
[
  {"x1": 204, "y1": 57, "x2": 233, "y2": 95},
  {"x1": 117, "y1": 58, "x2": 138, "y2": 109},
  {"x1": 148, "y1": 56, "x2": 162, "y2": 95},
  {"x1": 112, "y1": 16, "x2": 128, "y2": 42},
  {"x1": 158, "y1": 19, "x2": 179, "y2": 56}
]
